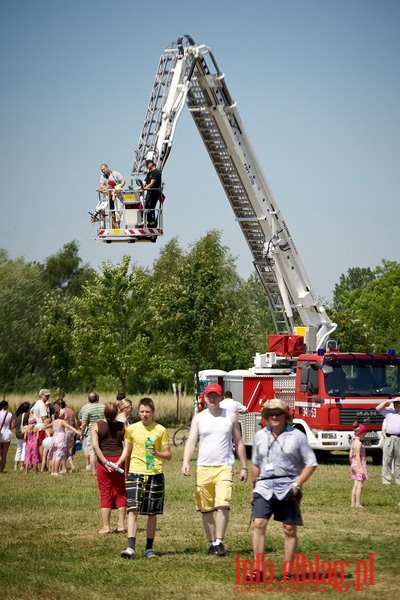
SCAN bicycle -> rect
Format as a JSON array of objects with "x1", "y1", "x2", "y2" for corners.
[{"x1": 172, "y1": 425, "x2": 190, "y2": 446}]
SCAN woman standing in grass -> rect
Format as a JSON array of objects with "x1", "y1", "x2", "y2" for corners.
[
  {"x1": 116, "y1": 398, "x2": 133, "y2": 430},
  {"x1": 55, "y1": 399, "x2": 78, "y2": 473},
  {"x1": 14, "y1": 402, "x2": 30, "y2": 470},
  {"x1": 91, "y1": 402, "x2": 127, "y2": 534},
  {"x1": 47, "y1": 409, "x2": 81, "y2": 476},
  {"x1": 0, "y1": 400, "x2": 15, "y2": 472},
  {"x1": 350, "y1": 423, "x2": 368, "y2": 507}
]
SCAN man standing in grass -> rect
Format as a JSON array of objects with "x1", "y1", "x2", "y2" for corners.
[
  {"x1": 250, "y1": 398, "x2": 317, "y2": 578},
  {"x1": 80, "y1": 392, "x2": 105, "y2": 476},
  {"x1": 119, "y1": 397, "x2": 171, "y2": 559},
  {"x1": 376, "y1": 397, "x2": 400, "y2": 486},
  {"x1": 182, "y1": 383, "x2": 248, "y2": 557}
]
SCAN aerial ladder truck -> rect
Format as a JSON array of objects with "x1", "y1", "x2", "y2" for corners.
[{"x1": 94, "y1": 35, "x2": 400, "y2": 457}]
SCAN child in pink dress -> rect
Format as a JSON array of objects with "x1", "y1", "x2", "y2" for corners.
[
  {"x1": 350, "y1": 423, "x2": 368, "y2": 507},
  {"x1": 24, "y1": 415, "x2": 41, "y2": 473},
  {"x1": 48, "y1": 409, "x2": 81, "y2": 476}
]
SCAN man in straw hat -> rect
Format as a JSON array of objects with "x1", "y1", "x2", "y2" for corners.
[{"x1": 250, "y1": 398, "x2": 317, "y2": 577}]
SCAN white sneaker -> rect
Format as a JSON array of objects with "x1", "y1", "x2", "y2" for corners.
[
  {"x1": 85, "y1": 465, "x2": 92, "y2": 471},
  {"x1": 121, "y1": 547, "x2": 135, "y2": 559}
]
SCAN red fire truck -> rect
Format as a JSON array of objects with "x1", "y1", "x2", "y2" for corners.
[{"x1": 109, "y1": 35, "x2": 399, "y2": 458}]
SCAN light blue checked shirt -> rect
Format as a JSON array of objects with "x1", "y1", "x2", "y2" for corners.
[{"x1": 252, "y1": 425, "x2": 317, "y2": 500}]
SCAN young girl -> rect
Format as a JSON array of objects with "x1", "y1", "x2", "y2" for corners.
[
  {"x1": 48, "y1": 409, "x2": 81, "y2": 476},
  {"x1": 24, "y1": 414, "x2": 41, "y2": 473},
  {"x1": 350, "y1": 423, "x2": 368, "y2": 507}
]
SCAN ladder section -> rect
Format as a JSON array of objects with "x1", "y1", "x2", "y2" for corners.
[
  {"x1": 131, "y1": 51, "x2": 177, "y2": 174},
  {"x1": 186, "y1": 68, "x2": 294, "y2": 335}
]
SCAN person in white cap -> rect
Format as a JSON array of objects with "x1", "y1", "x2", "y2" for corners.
[
  {"x1": 249, "y1": 398, "x2": 317, "y2": 580},
  {"x1": 182, "y1": 383, "x2": 248, "y2": 557}
]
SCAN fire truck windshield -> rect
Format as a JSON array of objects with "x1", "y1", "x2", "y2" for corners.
[{"x1": 323, "y1": 356, "x2": 400, "y2": 397}]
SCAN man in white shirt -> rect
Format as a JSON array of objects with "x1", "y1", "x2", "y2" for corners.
[
  {"x1": 33, "y1": 389, "x2": 51, "y2": 430},
  {"x1": 376, "y1": 398, "x2": 400, "y2": 485},
  {"x1": 182, "y1": 384, "x2": 248, "y2": 557},
  {"x1": 220, "y1": 390, "x2": 247, "y2": 414}
]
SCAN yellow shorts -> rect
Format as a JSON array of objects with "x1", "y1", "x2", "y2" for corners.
[{"x1": 195, "y1": 465, "x2": 234, "y2": 513}]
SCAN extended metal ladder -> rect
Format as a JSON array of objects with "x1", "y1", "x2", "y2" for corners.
[
  {"x1": 129, "y1": 37, "x2": 336, "y2": 346},
  {"x1": 186, "y1": 58, "x2": 294, "y2": 334}
]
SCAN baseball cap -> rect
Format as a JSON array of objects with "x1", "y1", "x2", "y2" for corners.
[
  {"x1": 39, "y1": 389, "x2": 51, "y2": 397},
  {"x1": 355, "y1": 424, "x2": 368, "y2": 436},
  {"x1": 204, "y1": 384, "x2": 223, "y2": 396}
]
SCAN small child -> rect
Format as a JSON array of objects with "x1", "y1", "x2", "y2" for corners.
[
  {"x1": 350, "y1": 423, "x2": 368, "y2": 507},
  {"x1": 48, "y1": 409, "x2": 81, "y2": 476},
  {"x1": 24, "y1": 414, "x2": 41, "y2": 473}
]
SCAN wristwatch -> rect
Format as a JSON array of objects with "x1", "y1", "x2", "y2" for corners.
[{"x1": 293, "y1": 482, "x2": 303, "y2": 491}]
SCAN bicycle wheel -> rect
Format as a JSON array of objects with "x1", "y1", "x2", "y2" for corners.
[{"x1": 173, "y1": 426, "x2": 190, "y2": 446}]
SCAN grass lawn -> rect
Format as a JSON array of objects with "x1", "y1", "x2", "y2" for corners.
[{"x1": 0, "y1": 440, "x2": 399, "y2": 600}]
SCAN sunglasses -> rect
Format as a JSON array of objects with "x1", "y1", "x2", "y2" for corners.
[{"x1": 269, "y1": 410, "x2": 284, "y2": 417}]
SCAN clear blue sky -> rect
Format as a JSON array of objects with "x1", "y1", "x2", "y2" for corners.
[{"x1": 1, "y1": 0, "x2": 399, "y2": 301}]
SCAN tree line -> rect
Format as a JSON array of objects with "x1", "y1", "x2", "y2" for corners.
[{"x1": 1, "y1": 236, "x2": 399, "y2": 397}]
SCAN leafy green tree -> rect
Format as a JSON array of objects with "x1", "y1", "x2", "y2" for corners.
[
  {"x1": 42, "y1": 241, "x2": 94, "y2": 296},
  {"x1": 71, "y1": 256, "x2": 152, "y2": 393},
  {"x1": 331, "y1": 261, "x2": 400, "y2": 352},
  {"x1": 332, "y1": 267, "x2": 375, "y2": 310},
  {"x1": 0, "y1": 252, "x2": 47, "y2": 393},
  {"x1": 149, "y1": 231, "x2": 269, "y2": 393},
  {"x1": 39, "y1": 291, "x2": 77, "y2": 395}
]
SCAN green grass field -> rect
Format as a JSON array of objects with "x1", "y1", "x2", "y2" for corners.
[{"x1": 0, "y1": 439, "x2": 399, "y2": 600}]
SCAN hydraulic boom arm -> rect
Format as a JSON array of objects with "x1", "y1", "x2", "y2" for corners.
[{"x1": 132, "y1": 35, "x2": 337, "y2": 350}]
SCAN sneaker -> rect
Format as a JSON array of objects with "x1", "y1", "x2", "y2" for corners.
[
  {"x1": 85, "y1": 465, "x2": 92, "y2": 471},
  {"x1": 212, "y1": 543, "x2": 226, "y2": 556},
  {"x1": 121, "y1": 547, "x2": 135, "y2": 559},
  {"x1": 206, "y1": 545, "x2": 216, "y2": 555},
  {"x1": 144, "y1": 549, "x2": 156, "y2": 558},
  {"x1": 246, "y1": 571, "x2": 263, "y2": 583}
]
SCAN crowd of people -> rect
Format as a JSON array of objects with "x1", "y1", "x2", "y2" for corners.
[{"x1": 1, "y1": 387, "x2": 400, "y2": 567}]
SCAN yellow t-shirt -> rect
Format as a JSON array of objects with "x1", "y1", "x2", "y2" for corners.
[{"x1": 124, "y1": 421, "x2": 169, "y2": 474}]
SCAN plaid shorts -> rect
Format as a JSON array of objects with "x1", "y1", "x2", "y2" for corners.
[{"x1": 126, "y1": 473, "x2": 165, "y2": 515}]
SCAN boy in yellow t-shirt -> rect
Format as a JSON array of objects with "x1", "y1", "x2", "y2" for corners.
[{"x1": 119, "y1": 397, "x2": 171, "y2": 559}]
